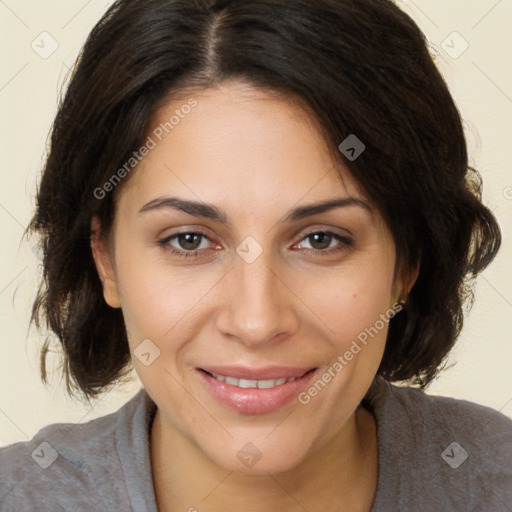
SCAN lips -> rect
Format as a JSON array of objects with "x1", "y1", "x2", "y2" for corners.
[{"x1": 197, "y1": 365, "x2": 318, "y2": 414}]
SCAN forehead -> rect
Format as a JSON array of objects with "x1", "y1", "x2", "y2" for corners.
[{"x1": 118, "y1": 81, "x2": 366, "y2": 212}]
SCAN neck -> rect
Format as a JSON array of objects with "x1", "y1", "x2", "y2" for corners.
[{"x1": 150, "y1": 407, "x2": 378, "y2": 512}]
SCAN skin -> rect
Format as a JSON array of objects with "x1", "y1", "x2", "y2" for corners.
[{"x1": 91, "y1": 80, "x2": 416, "y2": 511}]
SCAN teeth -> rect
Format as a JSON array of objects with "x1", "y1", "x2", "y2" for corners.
[
  {"x1": 210, "y1": 372, "x2": 297, "y2": 389},
  {"x1": 257, "y1": 379, "x2": 277, "y2": 389},
  {"x1": 238, "y1": 379, "x2": 258, "y2": 389}
]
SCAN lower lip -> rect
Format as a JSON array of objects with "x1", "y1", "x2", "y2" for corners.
[{"x1": 197, "y1": 369, "x2": 318, "y2": 415}]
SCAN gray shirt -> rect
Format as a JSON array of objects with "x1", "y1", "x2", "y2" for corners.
[{"x1": 1, "y1": 377, "x2": 511, "y2": 511}]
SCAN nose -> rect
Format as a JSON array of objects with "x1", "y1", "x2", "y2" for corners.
[{"x1": 215, "y1": 250, "x2": 300, "y2": 348}]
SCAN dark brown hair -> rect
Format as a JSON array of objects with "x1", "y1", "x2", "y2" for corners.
[{"x1": 28, "y1": 0, "x2": 501, "y2": 402}]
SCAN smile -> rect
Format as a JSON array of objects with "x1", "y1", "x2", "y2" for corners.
[
  {"x1": 206, "y1": 371, "x2": 297, "y2": 389},
  {"x1": 197, "y1": 366, "x2": 318, "y2": 414}
]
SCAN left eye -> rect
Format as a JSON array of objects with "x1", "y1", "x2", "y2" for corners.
[{"x1": 297, "y1": 231, "x2": 350, "y2": 251}]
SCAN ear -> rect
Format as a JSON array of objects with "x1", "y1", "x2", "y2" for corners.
[
  {"x1": 407, "y1": 262, "x2": 420, "y2": 294},
  {"x1": 392, "y1": 261, "x2": 420, "y2": 306},
  {"x1": 90, "y1": 215, "x2": 121, "y2": 308}
]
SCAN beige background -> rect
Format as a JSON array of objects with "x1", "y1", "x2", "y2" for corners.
[{"x1": 1, "y1": 0, "x2": 511, "y2": 446}]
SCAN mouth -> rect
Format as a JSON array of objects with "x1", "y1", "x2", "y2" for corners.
[
  {"x1": 204, "y1": 371, "x2": 300, "y2": 389},
  {"x1": 196, "y1": 366, "x2": 318, "y2": 414}
]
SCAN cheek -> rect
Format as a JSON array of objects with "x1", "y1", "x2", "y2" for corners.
[
  {"x1": 293, "y1": 262, "x2": 394, "y2": 428},
  {"x1": 302, "y1": 259, "x2": 395, "y2": 343},
  {"x1": 113, "y1": 245, "x2": 221, "y2": 350},
  {"x1": 112, "y1": 239, "x2": 169, "y2": 336}
]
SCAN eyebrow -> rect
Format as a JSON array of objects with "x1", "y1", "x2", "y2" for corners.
[{"x1": 138, "y1": 196, "x2": 372, "y2": 224}]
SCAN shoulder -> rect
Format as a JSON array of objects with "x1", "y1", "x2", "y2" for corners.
[
  {"x1": 0, "y1": 389, "x2": 152, "y2": 511},
  {"x1": 387, "y1": 380, "x2": 512, "y2": 450},
  {"x1": 367, "y1": 378, "x2": 512, "y2": 511},
  {"x1": 384, "y1": 378, "x2": 512, "y2": 427}
]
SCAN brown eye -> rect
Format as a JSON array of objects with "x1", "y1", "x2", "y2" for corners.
[
  {"x1": 176, "y1": 233, "x2": 203, "y2": 251},
  {"x1": 297, "y1": 231, "x2": 353, "y2": 253},
  {"x1": 157, "y1": 231, "x2": 214, "y2": 258},
  {"x1": 307, "y1": 232, "x2": 334, "y2": 250}
]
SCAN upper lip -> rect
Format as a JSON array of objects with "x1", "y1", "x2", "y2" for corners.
[{"x1": 199, "y1": 366, "x2": 316, "y2": 380}]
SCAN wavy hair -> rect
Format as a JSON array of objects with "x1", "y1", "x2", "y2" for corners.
[{"x1": 28, "y1": 0, "x2": 501, "y2": 401}]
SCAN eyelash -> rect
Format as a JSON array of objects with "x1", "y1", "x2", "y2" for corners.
[{"x1": 157, "y1": 230, "x2": 353, "y2": 259}]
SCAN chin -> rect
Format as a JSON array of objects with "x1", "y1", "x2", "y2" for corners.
[{"x1": 200, "y1": 433, "x2": 314, "y2": 475}]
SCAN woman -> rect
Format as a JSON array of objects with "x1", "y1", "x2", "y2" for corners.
[{"x1": 1, "y1": 0, "x2": 510, "y2": 510}]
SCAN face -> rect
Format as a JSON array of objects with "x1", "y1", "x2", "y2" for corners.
[{"x1": 92, "y1": 80, "x2": 404, "y2": 474}]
